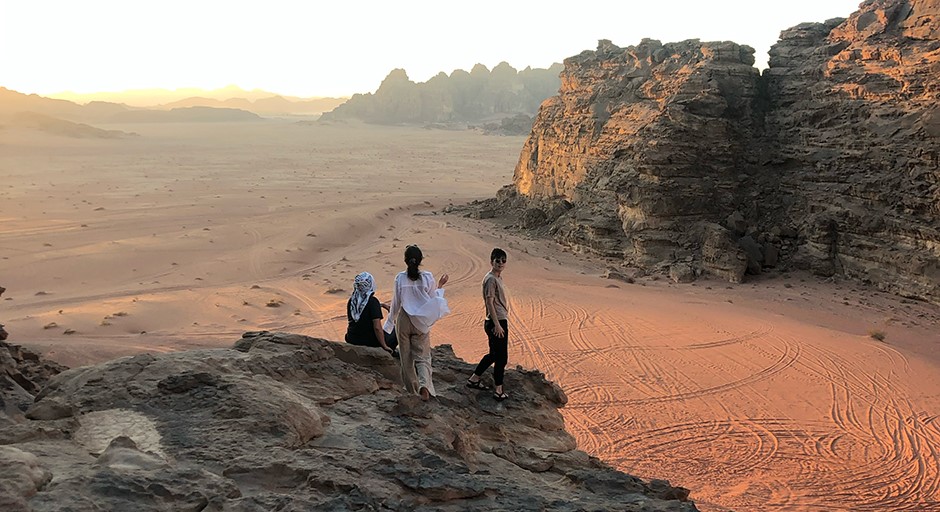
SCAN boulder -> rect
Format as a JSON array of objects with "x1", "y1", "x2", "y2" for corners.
[{"x1": 701, "y1": 224, "x2": 748, "y2": 283}]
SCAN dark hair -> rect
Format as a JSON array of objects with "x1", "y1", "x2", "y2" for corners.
[
  {"x1": 490, "y1": 247, "x2": 507, "y2": 262},
  {"x1": 405, "y1": 245, "x2": 423, "y2": 281}
]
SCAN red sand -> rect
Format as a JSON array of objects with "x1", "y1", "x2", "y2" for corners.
[{"x1": 2, "y1": 121, "x2": 938, "y2": 511}]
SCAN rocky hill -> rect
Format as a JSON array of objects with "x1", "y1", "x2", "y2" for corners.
[
  {"x1": 108, "y1": 106, "x2": 262, "y2": 123},
  {"x1": 474, "y1": 0, "x2": 939, "y2": 302},
  {"x1": 320, "y1": 62, "x2": 563, "y2": 126},
  {"x1": 158, "y1": 95, "x2": 346, "y2": 116},
  {"x1": 6, "y1": 112, "x2": 137, "y2": 138},
  {"x1": 0, "y1": 332, "x2": 696, "y2": 511}
]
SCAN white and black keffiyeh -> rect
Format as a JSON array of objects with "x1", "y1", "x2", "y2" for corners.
[{"x1": 349, "y1": 272, "x2": 376, "y2": 321}]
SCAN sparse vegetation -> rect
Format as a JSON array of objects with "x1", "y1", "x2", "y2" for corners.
[
  {"x1": 868, "y1": 329, "x2": 887, "y2": 342},
  {"x1": 266, "y1": 299, "x2": 284, "y2": 307}
]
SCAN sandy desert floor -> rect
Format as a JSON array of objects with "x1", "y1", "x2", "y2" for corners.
[{"x1": 2, "y1": 120, "x2": 939, "y2": 511}]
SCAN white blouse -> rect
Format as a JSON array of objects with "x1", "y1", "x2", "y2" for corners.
[{"x1": 384, "y1": 270, "x2": 449, "y2": 334}]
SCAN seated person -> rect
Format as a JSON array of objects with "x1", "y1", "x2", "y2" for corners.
[{"x1": 345, "y1": 272, "x2": 397, "y2": 355}]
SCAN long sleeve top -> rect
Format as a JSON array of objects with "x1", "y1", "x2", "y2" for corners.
[{"x1": 383, "y1": 270, "x2": 449, "y2": 334}]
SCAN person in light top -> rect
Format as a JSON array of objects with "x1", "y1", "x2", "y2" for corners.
[{"x1": 384, "y1": 245, "x2": 449, "y2": 401}]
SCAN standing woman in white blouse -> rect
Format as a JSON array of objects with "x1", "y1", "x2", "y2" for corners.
[{"x1": 384, "y1": 245, "x2": 449, "y2": 401}]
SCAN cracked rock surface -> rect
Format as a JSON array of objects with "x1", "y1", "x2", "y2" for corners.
[{"x1": 0, "y1": 332, "x2": 696, "y2": 511}]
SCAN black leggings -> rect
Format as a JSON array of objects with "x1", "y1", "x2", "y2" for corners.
[{"x1": 473, "y1": 319, "x2": 508, "y2": 386}]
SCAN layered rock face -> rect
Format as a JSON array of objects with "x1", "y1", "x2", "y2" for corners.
[
  {"x1": 506, "y1": 0, "x2": 939, "y2": 300},
  {"x1": 321, "y1": 62, "x2": 563, "y2": 125},
  {"x1": 765, "y1": 0, "x2": 940, "y2": 299},
  {"x1": 0, "y1": 332, "x2": 696, "y2": 511},
  {"x1": 514, "y1": 38, "x2": 762, "y2": 275}
]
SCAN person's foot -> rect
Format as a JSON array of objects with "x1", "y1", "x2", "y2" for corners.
[
  {"x1": 466, "y1": 378, "x2": 487, "y2": 390},
  {"x1": 493, "y1": 391, "x2": 509, "y2": 401},
  {"x1": 419, "y1": 387, "x2": 431, "y2": 401}
]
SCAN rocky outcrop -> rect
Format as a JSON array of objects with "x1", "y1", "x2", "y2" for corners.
[
  {"x1": 764, "y1": 0, "x2": 940, "y2": 299},
  {"x1": 321, "y1": 62, "x2": 563, "y2": 125},
  {"x1": 0, "y1": 342, "x2": 67, "y2": 427},
  {"x1": 513, "y1": 38, "x2": 762, "y2": 278},
  {"x1": 0, "y1": 332, "x2": 696, "y2": 511},
  {"x1": 484, "y1": 0, "x2": 938, "y2": 301}
]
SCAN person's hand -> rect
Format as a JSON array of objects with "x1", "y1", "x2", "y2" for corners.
[
  {"x1": 493, "y1": 322, "x2": 505, "y2": 338},
  {"x1": 380, "y1": 301, "x2": 390, "y2": 311},
  {"x1": 438, "y1": 273, "x2": 449, "y2": 288}
]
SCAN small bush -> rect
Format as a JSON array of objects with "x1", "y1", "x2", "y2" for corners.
[{"x1": 868, "y1": 329, "x2": 886, "y2": 342}]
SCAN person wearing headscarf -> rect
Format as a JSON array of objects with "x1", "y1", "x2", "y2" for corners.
[
  {"x1": 345, "y1": 272, "x2": 397, "y2": 354},
  {"x1": 384, "y1": 245, "x2": 449, "y2": 401}
]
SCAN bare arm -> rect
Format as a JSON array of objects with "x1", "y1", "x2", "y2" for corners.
[
  {"x1": 373, "y1": 318, "x2": 391, "y2": 352},
  {"x1": 383, "y1": 276, "x2": 400, "y2": 333}
]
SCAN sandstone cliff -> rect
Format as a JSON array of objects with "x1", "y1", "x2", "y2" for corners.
[
  {"x1": 764, "y1": 0, "x2": 940, "y2": 299},
  {"x1": 488, "y1": 0, "x2": 939, "y2": 301},
  {"x1": 0, "y1": 333, "x2": 696, "y2": 511},
  {"x1": 320, "y1": 62, "x2": 563, "y2": 125}
]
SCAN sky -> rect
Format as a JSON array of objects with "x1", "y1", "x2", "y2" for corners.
[{"x1": 0, "y1": 0, "x2": 862, "y2": 98}]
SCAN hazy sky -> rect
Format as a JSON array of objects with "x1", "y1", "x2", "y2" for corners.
[{"x1": 1, "y1": 0, "x2": 862, "y2": 98}]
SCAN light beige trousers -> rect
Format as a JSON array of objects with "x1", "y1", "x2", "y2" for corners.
[{"x1": 396, "y1": 309, "x2": 436, "y2": 396}]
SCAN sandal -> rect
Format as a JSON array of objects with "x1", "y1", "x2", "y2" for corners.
[
  {"x1": 493, "y1": 391, "x2": 509, "y2": 401},
  {"x1": 466, "y1": 379, "x2": 487, "y2": 390}
]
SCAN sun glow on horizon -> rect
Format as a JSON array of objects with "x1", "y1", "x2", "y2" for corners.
[{"x1": 1, "y1": 0, "x2": 862, "y2": 99}]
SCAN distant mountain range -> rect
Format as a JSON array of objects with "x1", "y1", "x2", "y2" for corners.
[
  {"x1": 0, "y1": 87, "x2": 310, "y2": 132},
  {"x1": 320, "y1": 62, "x2": 563, "y2": 126},
  {"x1": 49, "y1": 85, "x2": 347, "y2": 115}
]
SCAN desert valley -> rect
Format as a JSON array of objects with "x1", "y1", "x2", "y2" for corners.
[{"x1": 2, "y1": 118, "x2": 938, "y2": 510}]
